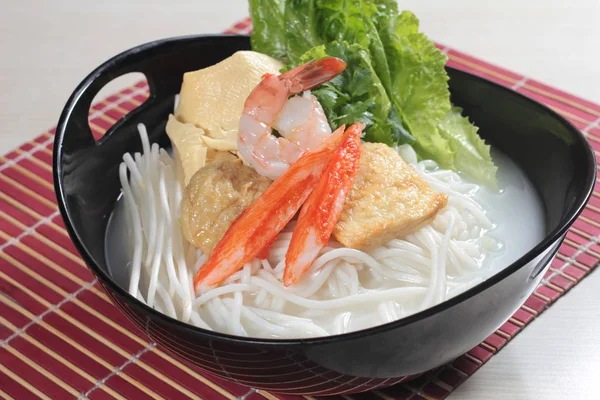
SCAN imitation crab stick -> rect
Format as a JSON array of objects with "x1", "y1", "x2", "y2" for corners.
[
  {"x1": 283, "y1": 123, "x2": 364, "y2": 286},
  {"x1": 193, "y1": 126, "x2": 345, "y2": 289}
]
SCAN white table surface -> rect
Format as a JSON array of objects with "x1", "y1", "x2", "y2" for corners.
[{"x1": 2, "y1": 1, "x2": 600, "y2": 399}]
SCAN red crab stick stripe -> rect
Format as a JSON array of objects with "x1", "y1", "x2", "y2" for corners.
[
  {"x1": 284, "y1": 123, "x2": 364, "y2": 286},
  {"x1": 193, "y1": 126, "x2": 346, "y2": 289}
]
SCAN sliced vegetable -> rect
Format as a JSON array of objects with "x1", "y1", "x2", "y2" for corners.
[{"x1": 165, "y1": 115, "x2": 209, "y2": 186}]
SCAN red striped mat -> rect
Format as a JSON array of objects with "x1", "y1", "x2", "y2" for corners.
[{"x1": 1, "y1": 17, "x2": 599, "y2": 400}]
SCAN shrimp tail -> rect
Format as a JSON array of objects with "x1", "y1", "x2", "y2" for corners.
[
  {"x1": 280, "y1": 57, "x2": 347, "y2": 95},
  {"x1": 284, "y1": 123, "x2": 364, "y2": 286},
  {"x1": 193, "y1": 126, "x2": 346, "y2": 289}
]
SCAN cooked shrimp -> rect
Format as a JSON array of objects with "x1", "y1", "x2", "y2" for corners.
[
  {"x1": 273, "y1": 92, "x2": 332, "y2": 151},
  {"x1": 194, "y1": 126, "x2": 346, "y2": 290},
  {"x1": 237, "y1": 57, "x2": 346, "y2": 180},
  {"x1": 284, "y1": 123, "x2": 364, "y2": 286}
]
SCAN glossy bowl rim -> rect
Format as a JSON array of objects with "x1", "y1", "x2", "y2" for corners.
[{"x1": 54, "y1": 33, "x2": 597, "y2": 347}]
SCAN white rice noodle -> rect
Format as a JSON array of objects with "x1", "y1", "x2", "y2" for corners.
[
  {"x1": 121, "y1": 126, "x2": 497, "y2": 338},
  {"x1": 120, "y1": 124, "x2": 193, "y2": 323}
]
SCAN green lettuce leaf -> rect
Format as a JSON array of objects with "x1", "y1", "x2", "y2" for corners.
[
  {"x1": 438, "y1": 108, "x2": 498, "y2": 187},
  {"x1": 249, "y1": 0, "x2": 288, "y2": 61},
  {"x1": 283, "y1": 0, "x2": 322, "y2": 63},
  {"x1": 375, "y1": 7, "x2": 450, "y2": 130},
  {"x1": 249, "y1": 0, "x2": 498, "y2": 186},
  {"x1": 316, "y1": 0, "x2": 392, "y2": 93},
  {"x1": 374, "y1": 4, "x2": 496, "y2": 185}
]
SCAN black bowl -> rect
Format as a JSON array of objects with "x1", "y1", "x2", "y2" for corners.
[{"x1": 53, "y1": 35, "x2": 596, "y2": 395}]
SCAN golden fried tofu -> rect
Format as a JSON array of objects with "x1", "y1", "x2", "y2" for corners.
[
  {"x1": 333, "y1": 143, "x2": 447, "y2": 250},
  {"x1": 180, "y1": 152, "x2": 271, "y2": 254}
]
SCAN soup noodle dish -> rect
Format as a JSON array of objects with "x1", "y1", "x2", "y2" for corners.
[{"x1": 105, "y1": 0, "x2": 546, "y2": 339}]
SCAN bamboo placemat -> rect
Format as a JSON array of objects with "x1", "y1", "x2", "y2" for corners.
[{"x1": 1, "y1": 18, "x2": 600, "y2": 400}]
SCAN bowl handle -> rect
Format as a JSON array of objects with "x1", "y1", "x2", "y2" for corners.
[
  {"x1": 55, "y1": 39, "x2": 185, "y2": 153},
  {"x1": 58, "y1": 74, "x2": 151, "y2": 155},
  {"x1": 56, "y1": 35, "x2": 255, "y2": 155}
]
